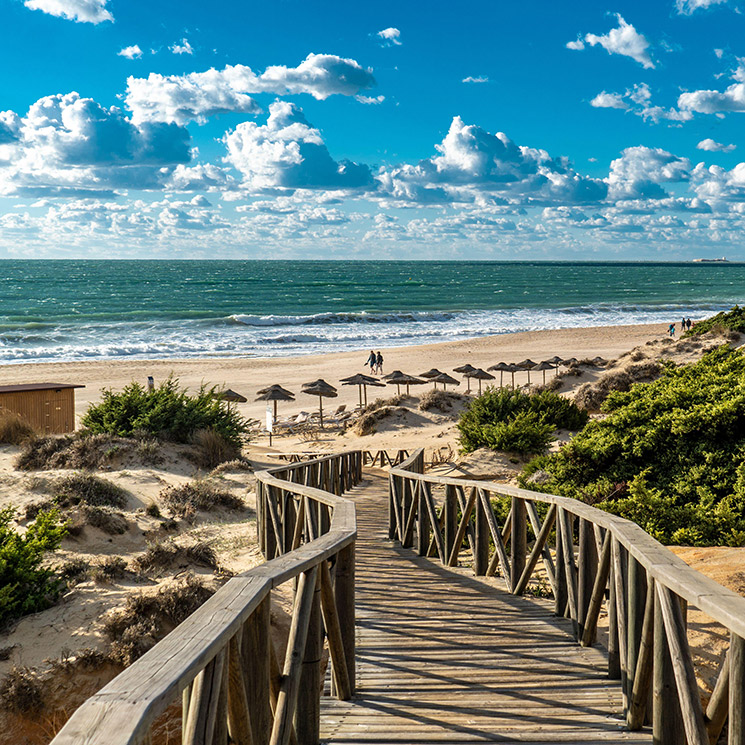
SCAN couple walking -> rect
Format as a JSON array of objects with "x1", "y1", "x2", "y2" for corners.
[{"x1": 366, "y1": 350, "x2": 384, "y2": 375}]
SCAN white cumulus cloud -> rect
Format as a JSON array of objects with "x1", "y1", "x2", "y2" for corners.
[
  {"x1": 590, "y1": 91, "x2": 628, "y2": 109},
  {"x1": 607, "y1": 146, "x2": 690, "y2": 200},
  {"x1": 23, "y1": 0, "x2": 112, "y2": 23},
  {"x1": 118, "y1": 45, "x2": 143, "y2": 60},
  {"x1": 678, "y1": 61, "x2": 745, "y2": 114},
  {"x1": 675, "y1": 0, "x2": 728, "y2": 14},
  {"x1": 170, "y1": 38, "x2": 194, "y2": 56},
  {"x1": 377, "y1": 28, "x2": 402, "y2": 46},
  {"x1": 223, "y1": 101, "x2": 373, "y2": 191},
  {"x1": 125, "y1": 53, "x2": 377, "y2": 124},
  {"x1": 463, "y1": 76, "x2": 489, "y2": 84},
  {"x1": 590, "y1": 83, "x2": 692, "y2": 123},
  {"x1": 697, "y1": 138, "x2": 736, "y2": 152},
  {"x1": 569, "y1": 14, "x2": 654, "y2": 69}
]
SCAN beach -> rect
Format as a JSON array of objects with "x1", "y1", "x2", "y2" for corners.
[{"x1": 0, "y1": 322, "x2": 665, "y2": 428}]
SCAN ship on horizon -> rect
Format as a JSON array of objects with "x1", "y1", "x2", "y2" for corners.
[{"x1": 692, "y1": 257, "x2": 729, "y2": 263}]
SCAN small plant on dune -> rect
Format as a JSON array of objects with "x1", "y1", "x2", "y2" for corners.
[
  {"x1": 418, "y1": 389, "x2": 464, "y2": 412},
  {"x1": 685, "y1": 305, "x2": 745, "y2": 338},
  {"x1": 458, "y1": 387, "x2": 588, "y2": 455},
  {"x1": 83, "y1": 506, "x2": 128, "y2": 535},
  {"x1": 0, "y1": 507, "x2": 67, "y2": 627},
  {"x1": 0, "y1": 666, "x2": 44, "y2": 713},
  {"x1": 0, "y1": 411, "x2": 35, "y2": 446},
  {"x1": 54, "y1": 472, "x2": 128, "y2": 509},
  {"x1": 82, "y1": 377, "x2": 250, "y2": 451},
  {"x1": 190, "y1": 427, "x2": 240, "y2": 469},
  {"x1": 160, "y1": 479, "x2": 244, "y2": 517},
  {"x1": 90, "y1": 556, "x2": 128, "y2": 583}
]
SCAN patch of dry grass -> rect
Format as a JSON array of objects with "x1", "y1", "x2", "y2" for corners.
[
  {"x1": 90, "y1": 556, "x2": 128, "y2": 583},
  {"x1": 190, "y1": 428, "x2": 241, "y2": 469},
  {"x1": 133, "y1": 540, "x2": 218, "y2": 575},
  {"x1": 0, "y1": 666, "x2": 44, "y2": 713},
  {"x1": 83, "y1": 506, "x2": 128, "y2": 535},
  {"x1": 418, "y1": 389, "x2": 464, "y2": 412},
  {"x1": 574, "y1": 361, "x2": 661, "y2": 411},
  {"x1": 0, "y1": 411, "x2": 35, "y2": 445},
  {"x1": 160, "y1": 479, "x2": 244, "y2": 518}
]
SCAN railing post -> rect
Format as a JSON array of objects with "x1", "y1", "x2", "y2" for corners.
[
  {"x1": 444, "y1": 483, "x2": 457, "y2": 560},
  {"x1": 554, "y1": 514, "x2": 567, "y2": 617},
  {"x1": 627, "y1": 555, "x2": 647, "y2": 708},
  {"x1": 264, "y1": 486, "x2": 277, "y2": 561},
  {"x1": 243, "y1": 596, "x2": 271, "y2": 745},
  {"x1": 510, "y1": 497, "x2": 527, "y2": 593},
  {"x1": 388, "y1": 476, "x2": 397, "y2": 539},
  {"x1": 295, "y1": 572, "x2": 322, "y2": 745},
  {"x1": 402, "y1": 478, "x2": 414, "y2": 548},
  {"x1": 653, "y1": 590, "x2": 684, "y2": 745},
  {"x1": 417, "y1": 482, "x2": 429, "y2": 556},
  {"x1": 474, "y1": 490, "x2": 489, "y2": 576},
  {"x1": 257, "y1": 481, "x2": 266, "y2": 557},
  {"x1": 335, "y1": 542, "x2": 356, "y2": 695},
  {"x1": 577, "y1": 518, "x2": 597, "y2": 640},
  {"x1": 731, "y1": 633, "x2": 745, "y2": 745}
]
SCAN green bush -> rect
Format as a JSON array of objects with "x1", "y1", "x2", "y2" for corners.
[
  {"x1": 520, "y1": 347, "x2": 745, "y2": 546},
  {"x1": 82, "y1": 377, "x2": 249, "y2": 450},
  {"x1": 0, "y1": 508, "x2": 67, "y2": 628},
  {"x1": 685, "y1": 305, "x2": 745, "y2": 337},
  {"x1": 458, "y1": 387, "x2": 588, "y2": 455}
]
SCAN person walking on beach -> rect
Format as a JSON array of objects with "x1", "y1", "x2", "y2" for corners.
[
  {"x1": 686, "y1": 318, "x2": 693, "y2": 331},
  {"x1": 668, "y1": 323, "x2": 676, "y2": 337},
  {"x1": 375, "y1": 351, "x2": 384, "y2": 375},
  {"x1": 366, "y1": 349, "x2": 376, "y2": 372}
]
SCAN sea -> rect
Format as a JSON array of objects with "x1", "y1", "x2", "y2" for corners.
[{"x1": 0, "y1": 260, "x2": 743, "y2": 364}]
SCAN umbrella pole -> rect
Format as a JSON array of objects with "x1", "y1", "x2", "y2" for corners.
[
  {"x1": 271, "y1": 400, "x2": 277, "y2": 447},
  {"x1": 500, "y1": 371, "x2": 503, "y2": 387},
  {"x1": 543, "y1": 370, "x2": 547, "y2": 385},
  {"x1": 319, "y1": 396, "x2": 323, "y2": 428},
  {"x1": 527, "y1": 371, "x2": 531, "y2": 386},
  {"x1": 511, "y1": 372, "x2": 515, "y2": 388}
]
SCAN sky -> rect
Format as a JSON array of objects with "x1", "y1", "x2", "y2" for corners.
[{"x1": 2, "y1": 0, "x2": 745, "y2": 259}]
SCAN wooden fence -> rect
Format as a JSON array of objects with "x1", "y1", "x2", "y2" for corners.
[
  {"x1": 273, "y1": 449, "x2": 410, "y2": 468},
  {"x1": 389, "y1": 449, "x2": 745, "y2": 745},
  {"x1": 50, "y1": 450, "x2": 363, "y2": 745}
]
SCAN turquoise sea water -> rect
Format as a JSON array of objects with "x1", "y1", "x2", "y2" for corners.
[{"x1": 0, "y1": 260, "x2": 743, "y2": 363}]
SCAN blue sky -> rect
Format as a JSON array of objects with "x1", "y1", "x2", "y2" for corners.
[{"x1": 2, "y1": 0, "x2": 745, "y2": 259}]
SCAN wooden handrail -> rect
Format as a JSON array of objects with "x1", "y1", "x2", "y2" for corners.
[
  {"x1": 389, "y1": 448, "x2": 745, "y2": 745},
  {"x1": 50, "y1": 450, "x2": 363, "y2": 745}
]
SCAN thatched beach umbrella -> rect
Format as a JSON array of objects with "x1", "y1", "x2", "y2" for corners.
[
  {"x1": 534, "y1": 360, "x2": 555, "y2": 386},
  {"x1": 385, "y1": 372, "x2": 425, "y2": 396},
  {"x1": 340, "y1": 373, "x2": 384, "y2": 408},
  {"x1": 419, "y1": 368, "x2": 443, "y2": 380},
  {"x1": 301, "y1": 379, "x2": 338, "y2": 427},
  {"x1": 431, "y1": 372, "x2": 459, "y2": 390},
  {"x1": 219, "y1": 388, "x2": 247, "y2": 403},
  {"x1": 562, "y1": 357, "x2": 578, "y2": 367},
  {"x1": 464, "y1": 368, "x2": 495, "y2": 394},
  {"x1": 545, "y1": 355, "x2": 563, "y2": 376},
  {"x1": 255, "y1": 386, "x2": 295, "y2": 445},
  {"x1": 453, "y1": 363, "x2": 477, "y2": 392},
  {"x1": 517, "y1": 359, "x2": 538, "y2": 386},
  {"x1": 487, "y1": 361, "x2": 512, "y2": 387}
]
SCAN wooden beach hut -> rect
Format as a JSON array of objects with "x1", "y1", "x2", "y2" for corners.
[{"x1": 0, "y1": 383, "x2": 84, "y2": 434}]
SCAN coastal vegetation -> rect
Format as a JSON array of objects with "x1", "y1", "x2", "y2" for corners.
[
  {"x1": 521, "y1": 346, "x2": 745, "y2": 546},
  {"x1": 685, "y1": 305, "x2": 745, "y2": 337},
  {"x1": 458, "y1": 387, "x2": 588, "y2": 455}
]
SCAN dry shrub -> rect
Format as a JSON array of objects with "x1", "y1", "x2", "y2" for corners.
[
  {"x1": 58, "y1": 558, "x2": 90, "y2": 586},
  {"x1": 84, "y1": 506, "x2": 128, "y2": 535},
  {"x1": 362, "y1": 394, "x2": 406, "y2": 414},
  {"x1": 418, "y1": 389, "x2": 463, "y2": 412},
  {"x1": 15, "y1": 432, "x2": 136, "y2": 471},
  {"x1": 133, "y1": 540, "x2": 217, "y2": 576},
  {"x1": 160, "y1": 480, "x2": 244, "y2": 517},
  {"x1": 54, "y1": 472, "x2": 128, "y2": 509},
  {"x1": 0, "y1": 666, "x2": 44, "y2": 713},
  {"x1": 24, "y1": 499, "x2": 54, "y2": 520},
  {"x1": 104, "y1": 575, "x2": 214, "y2": 664},
  {"x1": 353, "y1": 406, "x2": 394, "y2": 436},
  {"x1": 91, "y1": 556, "x2": 128, "y2": 583},
  {"x1": 209, "y1": 458, "x2": 253, "y2": 476},
  {"x1": 135, "y1": 438, "x2": 163, "y2": 465},
  {"x1": 190, "y1": 427, "x2": 240, "y2": 469},
  {"x1": 574, "y1": 362, "x2": 661, "y2": 411},
  {"x1": 0, "y1": 411, "x2": 35, "y2": 445},
  {"x1": 144, "y1": 502, "x2": 161, "y2": 518}
]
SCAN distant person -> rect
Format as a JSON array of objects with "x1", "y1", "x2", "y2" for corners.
[
  {"x1": 686, "y1": 318, "x2": 693, "y2": 331},
  {"x1": 366, "y1": 350, "x2": 376, "y2": 372},
  {"x1": 668, "y1": 323, "x2": 676, "y2": 337},
  {"x1": 375, "y1": 351, "x2": 384, "y2": 374},
  {"x1": 682, "y1": 317, "x2": 686, "y2": 332}
]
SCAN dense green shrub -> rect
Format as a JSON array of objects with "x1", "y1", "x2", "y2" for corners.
[
  {"x1": 520, "y1": 347, "x2": 745, "y2": 545},
  {"x1": 0, "y1": 508, "x2": 67, "y2": 627},
  {"x1": 82, "y1": 377, "x2": 249, "y2": 450},
  {"x1": 458, "y1": 387, "x2": 588, "y2": 454},
  {"x1": 685, "y1": 305, "x2": 745, "y2": 337}
]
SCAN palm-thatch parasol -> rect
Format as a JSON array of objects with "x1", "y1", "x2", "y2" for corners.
[
  {"x1": 384, "y1": 371, "x2": 425, "y2": 395},
  {"x1": 255, "y1": 386, "x2": 295, "y2": 445},
  {"x1": 419, "y1": 368, "x2": 443, "y2": 379},
  {"x1": 487, "y1": 361, "x2": 512, "y2": 387},
  {"x1": 562, "y1": 357, "x2": 578, "y2": 367},
  {"x1": 592, "y1": 356, "x2": 608, "y2": 367},
  {"x1": 453, "y1": 363, "x2": 478, "y2": 392},
  {"x1": 516, "y1": 359, "x2": 538, "y2": 386},
  {"x1": 218, "y1": 388, "x2": 247, "y2": 403},
  {"x1": 545, "y1": 355, "x2": 563, "y2": 376},
  {"x1": 430, "y1": 372, "x2": 459, "y2": 390},
  {"x1": 464, "y1": 368, "x2": 495, "y2": 394},
  {"x1": 340, "y1": 373, "x2": 384, "y2": 408},
  {"x1": 533, "y1": 360, "x2": 555, "y2": 386},
  {"x1": 301, "y1": 379, "x2": 337, "y2": 427}
]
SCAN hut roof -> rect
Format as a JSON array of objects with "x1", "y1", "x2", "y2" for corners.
[{"x1": 0, "y1": 383, "x2": 85, "y2": 393}]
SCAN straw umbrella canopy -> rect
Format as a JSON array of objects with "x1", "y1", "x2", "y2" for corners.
[
  {"x1": 562, "y1": 357, "x2": 578, "y2": 367},
  {"x1": 419, "y1": 368, "x2": 443, "y2": 380},
  {"x1": 218, "y1": 388, "x2": 247, "y2": 403},
  {"x1": 340, "y1": 373, "x2": 384, "y2": 408},
  {"x1": 545, "y1": 355, "x2": 563, "y2": 375},
  {"x1": 301, "y1": 379, "x2": 338, "y2": 427},
  {"x1": 255, "y1": 386, "x2": 295, "y2": 445},
  {"x1": 516, "y1": 358, "x2": 538, "y2": 386},
  {"x1": 430, "y1": 372, "x2": 459, "y2": 390},
  {"x1": 453, "y1": 363, "x2": 477, "y2": 392},
  {"x1": 533, "y1": 360, "x2": 555, "y2": 386},
  {"x1": 487, "y1": 361, "x2": 512, "y2": 387},
  {"x1": 464, "y1": 368, "x2": 495, "y2": 394},
  {"x1": 384, "y1": 372, "x2": 425, "y2": 396}
]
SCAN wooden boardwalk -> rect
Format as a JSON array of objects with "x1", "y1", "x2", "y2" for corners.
[{"x1": 320, "y1": 470, "x2": 652, "y2": 744}]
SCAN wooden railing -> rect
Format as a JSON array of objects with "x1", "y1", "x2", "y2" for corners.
[
  {"x1": 389, "y1": 449, "x2": 745, "y2": 745},
  {"x1": 273, "y1": 449, "x2": 410, "y2": 467},
  {"x1": 50, "y1": 450, "x2": 363, "y2": 745}
]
